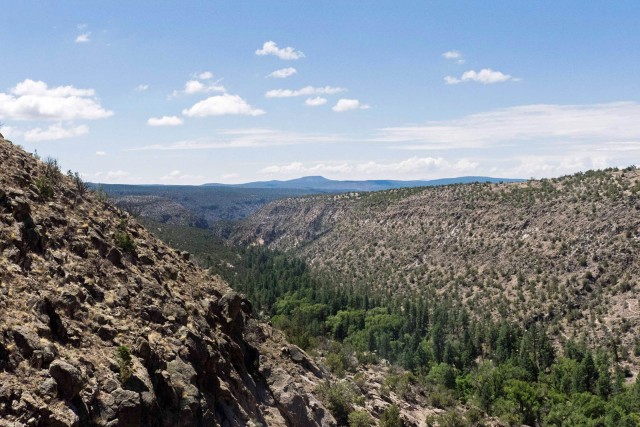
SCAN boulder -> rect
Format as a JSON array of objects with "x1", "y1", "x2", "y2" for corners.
[{"x1": 49, "y1": 360, "x2": 84, "y2": 400}]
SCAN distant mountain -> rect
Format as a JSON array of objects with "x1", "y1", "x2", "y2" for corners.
[
  {"x1": 204, "y1": 175, "x2": 525, "y2": 191},
  {"x1": 96, "y1": 176, "x2": 524, "y2": 226}
]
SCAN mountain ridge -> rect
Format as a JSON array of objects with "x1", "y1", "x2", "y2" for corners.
[
  {"x1": 230, "y1": 168, "x2": 640, "y2": 372},
  {"x1": 203, "y1": 175, "x2": 525, "y2": 191}
]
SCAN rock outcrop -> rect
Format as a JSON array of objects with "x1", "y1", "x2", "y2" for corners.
[{"x1": 0, "y1": 136, "x2": 336, "y2": 426}]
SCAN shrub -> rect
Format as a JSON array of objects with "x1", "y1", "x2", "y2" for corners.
[
  {"x1": 316, "y1": 380, "x2": 361, "y2": 426},
  {"x1": 115, "y1": 232, "x2": 136, "y2": 253},
  {"x1": 379, "y1": 405, "x2": 403, "y2": 427},
  {"x1": 67, "y1": 170, "x2": 89, "y2": 196},
  {"x1": 43, "y1": 157, "x2": 62, "y2": 184},
  {"x1": 348, "y1": 410, "x2": 373, "y2": 427},
  {"x1": 116, "y1": 345, "x2": 133, "y2": 384},
  {"x1": 35, "y1": 176, "x2": 54, "y2": 199}
]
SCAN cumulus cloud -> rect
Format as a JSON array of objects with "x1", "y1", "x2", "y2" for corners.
[
  {"x1": 182, "y1": 94, "x2": 265, "y2": 117},
  {"x1": 443, "y1": 50, "x2": 465, "y2": 64},
  {"x1": 135, "y1": 84, "x2": 149, "y2": 92},
  {"x1": 184, "y1": 80, "x2": 225, "y2": 94},
  {"x1": 75, "y1": 32, "x2": 91, "y2": 43},
  {"x1": 444, "y1": 68, "x2": 515, "y2": 84},
  {"x1": 196, "y1": 71, "x2": 214, "y2": 80},
  {"x1": 147, "y1": 116, "x2": 184, "y2": 126},
  {"x1": 267, "y1": 67, "x2": 297, "y2": 79},
  {"x1": 0, "y1": 79, "x2": 113, "y2": 121},
  {"x1": 265, "y1": 86, "x2": 345, "y2": 98},
  {"x1": 256, "y1": 41, "x2": 305, "y2": 60},
  {"x1": 128, "y1": 128, "x2": 343, "y2": 151},
  {"x1": 95, "y1": 151, "x2": 106, "y2": 156},
  {"x1": 305, "y1": 97, "x2": 327, "y2": 107},
  {"x1": 377, "y1": 102, "x2": 640, "y2": 150},
  {"x1": 23, "y1": 123, "x2": 89, "y2": 142},
  {"x1": 169, "y1": 72, "x2": 225, "y2": 98},
  {"x1": 332, "y1": 99, "x2": 370, "y2": 112}
]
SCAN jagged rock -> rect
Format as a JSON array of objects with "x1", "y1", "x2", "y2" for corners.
[
  {"x1": 12, "y1": 326, "x2": 40, "y2": 358},
  {"x1": 38, "y1": 378, "x2": 58, "y2": 399},
  {"x1": 49, "y1": 360, "x2": 84, "y2": 400},
  {"x1": 110, "y1": 388, "x2": 142, "y2": 427},
  {"x1": 0, "y1": 138, "x2": 336, "y2": 426}
]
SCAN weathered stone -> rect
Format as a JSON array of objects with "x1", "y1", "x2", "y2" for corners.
[
  {"x1": 12, "y1": 326, "x2": 40, "y2": 358},
  {"x1": 110, "y1": 388, "x2": 142, "y2": 427},
  {"x1": 38, "y1": 378, "x2": 58, "y2": 398},
  {"x1": 49, "y1": 360, "x2": 84, "y2": 400},
  {"x1": 107, "y1": 248, "x2": 124, "y2": 268}
]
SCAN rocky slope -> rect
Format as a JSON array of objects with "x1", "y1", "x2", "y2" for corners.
[
  {"x1": 0, "y1": 137, "x2": 338, "y2": 426},
  {"x1": 231, "y1": 169, "x2": 640, "y2": 370}
]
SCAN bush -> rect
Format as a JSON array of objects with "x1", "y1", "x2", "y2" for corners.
[
  {"x1": 379, "y1": 405, "x2": 403, "y2": 427},
  {"x1": 67, "y1": 170, "x2": 89, "y2": 196},
  {"x1": 348, "y1": 410, "x2": 373, "y2": 427},
  {"x1": 35, "y1": 176, "x2": 54, "y2": 199},
  {"x1": 316, "y1": 380, "x2": 361, "y2": 426},
  {"x1": 115, "y1": 232, "x2": 136, "y2": 253},
  {"x1": 116, "y1": 345, "x2": 133, "y2": 384},
  {"x1": 43, "y1": 157, "x2": 62, "y2": 184}
]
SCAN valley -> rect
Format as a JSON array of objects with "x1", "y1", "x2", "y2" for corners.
[{"x1": 138, "y1": 167, "x2": 640, "y2": 426}]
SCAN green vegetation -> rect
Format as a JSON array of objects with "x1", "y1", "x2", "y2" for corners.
[
  {"x1": 34, "y1": 176, "x2": 55, "y2": 199},
  {"x1": 114, "y1": 231, "x2": 136, "y2": 253},
  {"x1": 67, "y1": 170, "x2": 89, "y2": 197},
  {"x1": 115, "y1": 345, "x2": 133, "y2": 384},
  {"x1": 378, "y1": 405, "x2": 403, "y2": 427},
  {"x1": 315, "y1": 380, "x2": 364, "y2": 425},
  {"x1": 219, "y1": 246, "x2": 640, "y2": 425},
  {"x1": 140, "y1": 167, "x2": 640, "y2": 424},
  {"x1": 34, "y1": 157, "x2": 62, "y2": 199}
]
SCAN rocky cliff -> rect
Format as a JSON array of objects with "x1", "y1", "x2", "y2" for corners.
[{"x1": 0, "y1": 137, "x2": 336, "y2": 426}]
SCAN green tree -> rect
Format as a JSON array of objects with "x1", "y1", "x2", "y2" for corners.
[{"x1": 379, "y1": 405, "x2": 403, "y2": 427}]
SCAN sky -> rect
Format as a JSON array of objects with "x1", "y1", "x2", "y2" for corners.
[{"x1": 1, "y1": 1, "x2": 639, "y2": 184}]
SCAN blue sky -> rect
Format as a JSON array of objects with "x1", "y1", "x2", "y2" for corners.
[{"x1": 1, "y1": 1, "x2": 639, "y2": 184}]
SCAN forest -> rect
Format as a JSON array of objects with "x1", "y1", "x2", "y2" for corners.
[{"x1": 223, "y1": 247, "x2": 640, "y2": 426}]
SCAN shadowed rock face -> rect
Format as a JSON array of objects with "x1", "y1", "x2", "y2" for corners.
[{"x1": 0, "y1": 137, "x2": 336, "y2": 426}]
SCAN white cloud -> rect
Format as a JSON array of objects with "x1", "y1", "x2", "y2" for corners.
[
  {"x1": 443, "y1": 50, "x2": 462, "y2": 59},
  {"x1": 170, "y1": 76, "x2": 226, "y2": 98},
  {"x1": 377, "y1": 102, "x2": 640, "y2": 150},
  {"x1": 129, "y1": 128, "x2": 343, "y2": 151},
  {"x1": 184, "y1": 80, "x2": 225, "y2": 94},
  {"x1": 259, "y1": 157, "x2": 478, "y2": 179},
  {"x1": 0, "y1": 79, "x2": 113, "y2": 121},
  {"x1": 332, "y1": 98, "x2": 370, "y2": 112},
  {"x1": 265, "y1": 86, "x2": 345, "y2": 98},
  {"x1": 196, "y1": 71, "x2": 214, "y2": 80},
  {"x1": 106, "y1": 170, "x2": 130, "y2": 180},
  {"x1": 255, "y1": 41, "x2": 305, "y2": 60},
  {"x1": 182, "y1": 94, "x2": 265, "y2": 117},
  {"x1": 95, "y1": 151, "x2": 106, "y2": 156},
  {"x1": 267, "y1": 67, "x2": 297, "y2": 79},
  {"x1": 159, "y1": 169, "x2": 203, "y2": 183},
  {"x1": 75, "y1": 32, "x2": 91, "y2": 43},
  {"x1": 147, "y1": 116, "x2": 184, "y2": 126},
  {"x1": 442, "y1": 50, "x2": 465, "y2": 63},
  {"x1": 305, "y1": 97, "x2": 327, "y2": 107},
  {"x1": 355, "y1": 157, "x2": 478, "y2": 175},
  {"x1": 445, "y1": 68, "x2": 515, "y2": 84},
  {"x1": 135, "y1": 84, "x2": 149, "y2": 92},
  {"x1": 23, "y1": 123, "x2": 89, "y2": 142}
]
